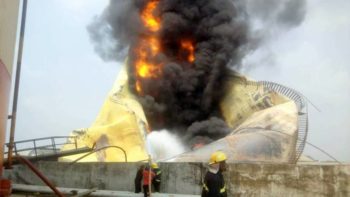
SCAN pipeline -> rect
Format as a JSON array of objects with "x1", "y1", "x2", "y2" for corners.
[
  {"x1": 16, "y1": 155, "x2": 65, "y2": 197},
  {"x1": 69, "y1": 146, "x2": 127, "y2": 164}
]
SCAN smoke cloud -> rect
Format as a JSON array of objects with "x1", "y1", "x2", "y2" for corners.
[
  {"x1": 237, "y1": 0, "x2": 307, "y2": 49},
  {"x1": 88, "y1": 0, "x2": 306, "y2": 147},
  {"x1": 241, "y1": 0, "x2": 306, "y2": 26},
  {"x1": 186, "y1": 117, "x2": 232, "y2": 146},
  {"x1": 87, "y1": 1, "x2": 139, "y2": 61}
]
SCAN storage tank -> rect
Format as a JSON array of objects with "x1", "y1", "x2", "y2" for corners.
[{"x1": 0, "y1": 0, "x2": 20, "y2": 176}]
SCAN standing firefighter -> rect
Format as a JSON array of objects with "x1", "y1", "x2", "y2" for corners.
[
  {"x1": 151, "y1": 163, "x2": 161, "y2": 192},
  {"x1": 143, "y1": 165, "x2": 155, "y2": 197},
  {"x1": 201, "y1": 151, "x2": 227, "y2": 197},
  {"x1": 134, "y1": 164, "x2": 144, "y2": 193}
]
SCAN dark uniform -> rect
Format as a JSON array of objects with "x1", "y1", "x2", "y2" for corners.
[
  {"x1": 152, "y1": 168, "x2": 161, "y2": 192},
  {"x1": 134, "y1": 165, "x2": 144, "y2": 193},
  {"x1": 201, "y1": 170, "x2": 227, "y2": 197}
]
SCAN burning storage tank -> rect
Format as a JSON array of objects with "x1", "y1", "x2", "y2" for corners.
[{"x1": 61, "y1": 0, "x2": 308, "y2": 163}]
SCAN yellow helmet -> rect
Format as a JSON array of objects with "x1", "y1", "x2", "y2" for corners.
[
  {"x1": 209, "y1": 151, "x2": 227, "y2": 165},
  {"x1": 151, "y1": 163, "x2": 159, "y2": 169}
]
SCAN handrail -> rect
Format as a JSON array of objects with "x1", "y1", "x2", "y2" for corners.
[
  {"x1": 4, "y1": 136, "x2": 80, "y2": 159},
  {"x1": 242, "y1": 80, "x2": 308, "y2": 164},
  {"x1": 5, "y1": 136, "x2": 76, "y2": 144},
  {"x1": 3, "y1": 147, "x2": 93, "y2": 166},
  {"x1": 4, "y1": 146, "x2": 60, "y2": 155},
  {"x1": 4, "y1": 142, "x2": 74, "y2": 153}
]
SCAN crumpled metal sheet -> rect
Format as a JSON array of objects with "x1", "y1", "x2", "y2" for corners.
[
  {"x1": 60, "y1": 67, "x2": 149, "y2": 162},
  {"x1": 167, "y1": 101, "x2": 297, "y2": 163},
  {"x1": 60, "y1": 67, "x2": 299, "y2": 163}
]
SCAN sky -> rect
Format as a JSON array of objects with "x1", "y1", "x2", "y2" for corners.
[{"x1": 7, "y1": 0, "x2": 350, "y2": 161}]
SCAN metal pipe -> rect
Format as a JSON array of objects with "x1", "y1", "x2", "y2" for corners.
[
  {"x1": 69, "y1": 146, "x2": 127, "y2": 164},
  {"x1": 148, "y1": 155, "x2": 152, "y2": 197},
  {"x1": 16, "y1": 155, "x2": 65, "y2": 197},
  {"x1": 7, "y1": 0, "x2": 28, "y2": 169}
]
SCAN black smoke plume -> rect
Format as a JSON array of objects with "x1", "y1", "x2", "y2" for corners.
[
  {"x1": 186, "y1": 117, "x2": 232, "y2": 146},
  {"x1": 131, "y1": 0, "x2": 248, "y2": 133},
  {"x1": 88, "y1": 0, "x2": 306, "y2": 146}
]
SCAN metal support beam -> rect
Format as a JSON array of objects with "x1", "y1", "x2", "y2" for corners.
[{"x1": 16, "y1": 155, "x2": 65, "y2": 197}]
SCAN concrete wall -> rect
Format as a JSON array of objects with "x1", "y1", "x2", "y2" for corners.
[
  {"x1": 5, "y1": 162, "x2": 350, "y2": 197},
  {"x1": 227, "y1": 163, "x2": 350, "y2": 197}
]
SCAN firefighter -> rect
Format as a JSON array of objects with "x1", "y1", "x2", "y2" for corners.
[
  {"x1": 142, "y1": 165, "x2": 155, "y2": 197},
  {"x1": 151, "y1": 163, "x2": 161, "y2": 192},
  {"x1": 134, "y1": 164, "x2": 144, "y2": 193},
  {"x1": 201, "y1": 151, "x2": 227, "y2": 197}
]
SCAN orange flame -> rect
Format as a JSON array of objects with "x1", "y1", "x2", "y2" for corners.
[
  {"x1": 181, "y1": 40, "x2": 195, "y2": 63},
  {"x1": 135, "y1": 0, "x2": 161, "y2": 95},
  {"x1": 135, "y1": 37, "x2": 162, "y2": 78},
  {"x1": 134, "y1": 1, "x2": 196, "y2": 95},
  {"x1": 136, "y1": 80, "x2": 142, "y2": 94},
  {"x1": 141, "y1": 1, "x2": 161, "y2": 32},
  {"x1": 192, "y1": 143, "x2": 205, "y2": 150}
]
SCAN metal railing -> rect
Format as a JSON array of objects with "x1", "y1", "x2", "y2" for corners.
[
  {"x1": 4, "y1": 136, "x2": 79, "y2": 159},
  {"x1": 245, "y1": 80, "x2": 309, "y2": 163}
]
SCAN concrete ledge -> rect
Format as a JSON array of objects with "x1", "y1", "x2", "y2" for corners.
[
  {"x1": 5, "y1": 162, "x2": 350, "y2": 197},
  {"x1": 12, "y1": 184, "x2": 200, "y2": 197}
]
